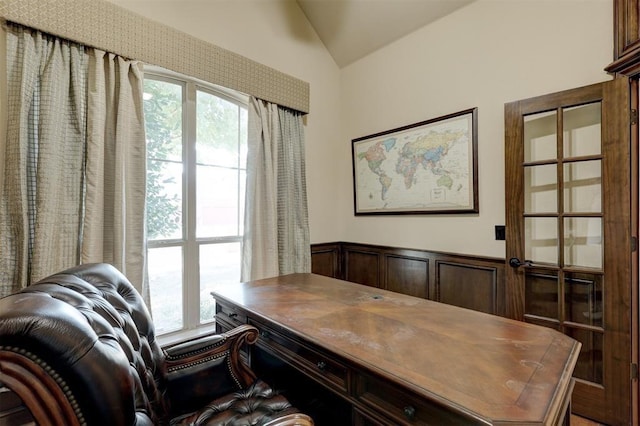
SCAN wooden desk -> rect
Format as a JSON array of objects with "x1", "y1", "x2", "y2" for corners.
[{"x1": 211, "y1": 273, "x2": 580, "y2": 425}]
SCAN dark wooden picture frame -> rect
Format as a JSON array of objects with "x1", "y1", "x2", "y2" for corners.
[{"x1": 352, "y1": 107, "x2": 478, "y2": 215}]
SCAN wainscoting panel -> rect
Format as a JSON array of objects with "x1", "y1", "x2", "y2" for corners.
[
  {"x1": 312, "y1": 242, "x2": 506, "y2": 317},
  {"x1": 435, "y1": 261, "x2": 498, "y2": 315},
  {"x1": 344, "y1": 246, "x2": 381, "y2": 287},
  {"x1": 309, "y1": 243, "x2": 341, "y2": 279},
  {"x1": 385, "y1": 254, "x2": 429, "y2": 299}
]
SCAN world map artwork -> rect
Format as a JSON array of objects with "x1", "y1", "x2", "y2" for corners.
[{"x1": 353, "y1": 111, "x2": 475, "y2": 214}]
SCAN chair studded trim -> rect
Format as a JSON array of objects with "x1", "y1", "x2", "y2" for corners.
[
  {"x1": 226, "y1": 356, "x2": 244, "y2": 390},
  {"x1": 0, "y1": 348, "x2": 85, "y2": 426},
  {"x1": 164, "y1": 339, "x2": 229, "y2": 361},
  {"x1": 166, "y1": 351, "x2": 230, "y2": 373}
]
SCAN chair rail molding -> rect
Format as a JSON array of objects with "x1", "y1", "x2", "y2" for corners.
[{"x1": 311, "y1": 242, "x2": 506, "y2": 317}]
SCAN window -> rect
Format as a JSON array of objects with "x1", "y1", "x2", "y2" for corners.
[{"x1": 143, "y1": 71, "x2": 248, "y2": 335}]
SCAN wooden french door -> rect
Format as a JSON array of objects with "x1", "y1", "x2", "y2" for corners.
[{"x1": 505, "y1": 78, "x2": 634, "y2": 425}]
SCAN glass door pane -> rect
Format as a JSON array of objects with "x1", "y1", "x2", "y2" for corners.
[
  {"x1": 524, "y1": 217, "x2": 558, "y2": 265},
  {"x1": 524, "y1": 270, "x2": 558, "y2": 320},
  {"x1": 563, "y1": 103, "x2": 601, "y2": 158},
  {"x1": 524, "y1": 110, "x2": 557, "y2": 162},
  {"x1": 564, "y1": 217, "x2": 602, "y2": 269},
  {"x1": 564, "y1": 272, "x2": 603, "y2": 327},
  {"x1": 567, "y1": 327, "x2": 603, "y2": 384},
  {"x1": 524, "y1": 164, "x2": 557, "y2": 213},
  {"x1": 563, "y1": 160, "x2": 601, "y2": 213}
]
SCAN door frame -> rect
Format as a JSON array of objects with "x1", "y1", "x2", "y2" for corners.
[{"x1": 632, "y1": 77, "x2": 639, "y2": 426}]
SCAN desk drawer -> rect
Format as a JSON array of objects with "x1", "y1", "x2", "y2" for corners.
[
  {"x1": 215, "y1": 316, "x2": 236, "y2": 334},
  {"x1": 355, "y1": 373, "x2": 479, "y2": 425},
  {"x1": 250, "y1": 320, "x2": 349, "y2": 394},
  {"x1": 215, "y1": 303, "x2": 246, "y2": 328}
]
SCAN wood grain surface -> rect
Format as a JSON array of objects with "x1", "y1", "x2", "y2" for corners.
[{"x1": 211, "y1": 273, "x2": 581, "y2": 425}]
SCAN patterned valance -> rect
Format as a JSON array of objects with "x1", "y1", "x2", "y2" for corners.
[{"x1": 0, "y1": 0, "x2": 310, "y2": 113}]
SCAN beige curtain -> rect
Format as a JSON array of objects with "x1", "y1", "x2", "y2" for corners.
[
  {"x1": 0, "y1": 24, "x2": 147, "y2": 298},
  {"x1": 82, "y1": 50, "x2": 147, "y2": 296},
  {"x1": 241, "y1": 97, "x2": 310, "y2": 281},
  {"x1": 0, "y1": 25, "x2": 87, "y2": 295}
]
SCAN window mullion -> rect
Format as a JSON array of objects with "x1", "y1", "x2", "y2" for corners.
[{"x1": 184, "y1": 82, "x2": 199, "y2": 329}]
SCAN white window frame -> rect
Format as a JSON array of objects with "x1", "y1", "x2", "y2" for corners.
[{"x1": 144, "y1": 67, "x2": 248, "y2": 340}]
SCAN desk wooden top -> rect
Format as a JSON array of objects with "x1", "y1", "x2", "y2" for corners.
[{"x1": 210, "y1": 273, "x2": 580, "y2": 425}]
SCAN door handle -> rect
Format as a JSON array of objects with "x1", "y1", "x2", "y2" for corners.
[{"x1": 509, "y1": 257, "x2": 532, "y2": 268}]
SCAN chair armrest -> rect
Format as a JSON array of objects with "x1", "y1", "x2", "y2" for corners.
[{"x1": 163, "y1": 324, "x2": 259, "y2": 417}]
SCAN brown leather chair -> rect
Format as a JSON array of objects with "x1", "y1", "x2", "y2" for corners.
[{"x1": 0, "y1": 263, "x2": 313, "y2": 426}]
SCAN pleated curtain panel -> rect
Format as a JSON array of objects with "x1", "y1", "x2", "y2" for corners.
[
  {"x1": 0, "y1": 22, "x2": 310, "y2": 298},
  {"x1": 82, "y1": 49, "x2": 147, "y2": 299},
  {"x1": 241, "y1": 97, "x2": 311, "y2": 282},
  {"x1": 0, "y1": 23, "x2": 147, "y2": 299}
]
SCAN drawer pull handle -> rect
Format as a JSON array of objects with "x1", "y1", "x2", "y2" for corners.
[
  {"x1": 316, "y1": 361, "x2": 327, "y2": 371},
  {"x1": 403, "y1": 405, "x2": 416, "y2": 420},
  {"x1": 228, "y1": 313, "x2": 238, "y2": 318},
  {"x1": 260, "y1": 331, "x2": 270, "y2": 339}
]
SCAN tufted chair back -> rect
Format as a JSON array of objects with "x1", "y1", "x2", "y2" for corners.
[
  {"x1": 0, "y1": 263, "x2": 168, "y2": 425},
  {"x1": 1, "y1": 263, "x2": 313, "y2": 426}
]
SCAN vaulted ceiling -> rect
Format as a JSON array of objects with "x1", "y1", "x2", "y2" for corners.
[{"x1": 296, "y1": 0, "x2": 475, "y2": 68}]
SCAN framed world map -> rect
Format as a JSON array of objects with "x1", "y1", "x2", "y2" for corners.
[{"x1": 352, "y1": 108, "x2": 478, "y2": 215}]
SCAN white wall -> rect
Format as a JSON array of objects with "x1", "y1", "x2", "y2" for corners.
[
  {"x1": 107, "y1": 0, "x2": 344, "y2": 244},
  {"x1": 339, "y1": 0, "x2": 613, "y2": 258},
  {"x1": 0, "y1": 0, "x2": 615, "y2": 259}
]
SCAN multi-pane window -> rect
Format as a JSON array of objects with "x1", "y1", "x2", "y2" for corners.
[{"x1": 143, "y1": 72, "x2": 247, "y2": 335}]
